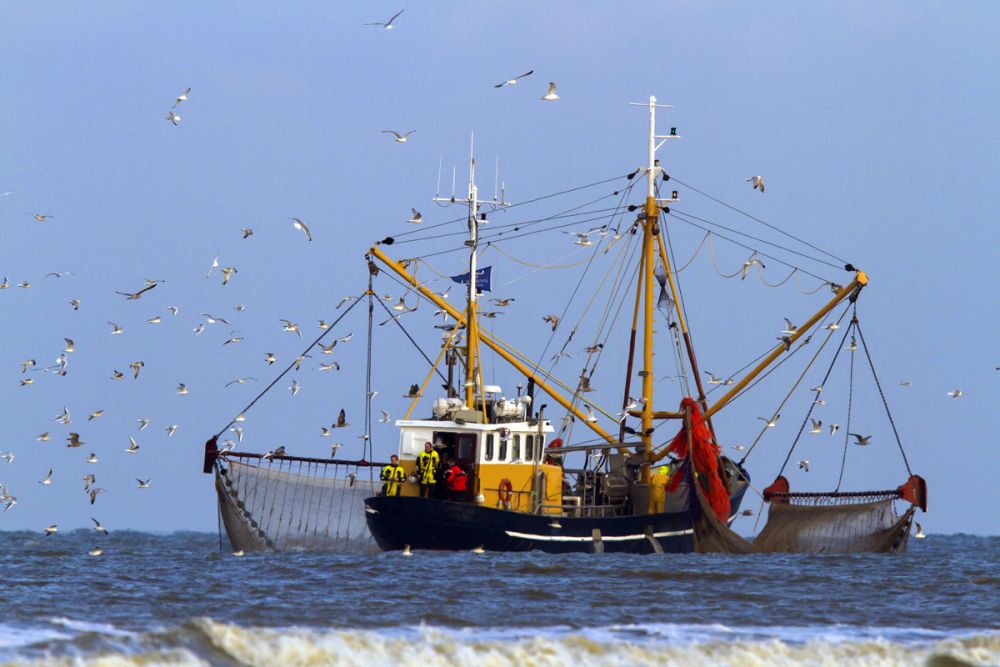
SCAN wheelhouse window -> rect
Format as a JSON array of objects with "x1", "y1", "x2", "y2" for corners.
[
  {"x1": 536, "y1": 436, "x2": 545, "y2": 461},
  {"x1": 485, "y1": 434, "x2": 494, "y2": 462},
  {"x1": 512, "y1": 435, "x2": 521, "y2": 462},
  {"x1": 499, "y1": 436, "x2": 508, "y2": 461},
  {"x1": 525, "y1": 435, "x2": 534, "y2": 462}
]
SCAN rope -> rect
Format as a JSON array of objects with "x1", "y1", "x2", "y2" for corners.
[
  {"x1": 214, "y1": 295, "x2": 365, "y2": 438},
  {"x1": 742, "y1": 304, "x2": 851, "y2": 467},
  {"x1": 758, "y1": 267, "x2": 798, "y2": 288},
  {"x1": 364, "y1": 276, "x2": 375, "y2": 465},
  {"x1": 373, "y1": 297, "x2": 449, "y2": 384},
  {"x1": 797, "y1": 272, "x2": 834, "y2": 295},
  {"x1": 708, "y1": 234, "x2": 745, "y2": 279},
  {"x1": 856, "y1": 319, "x2": 913, "y2": 476},
  {"x1": 771, "y1": 315, "x2": 853, "y2": 475},
  {"x1": 668, "y1": 174, "x2": 850, "y2": 266},
  {"x1": 490, "y1": 243, "x2": 594, "y2": 270},
  {"x1": 672, "y1": 232, "x2": 710, "y2": 274},
  {"x1": 836, "y1": 317, "x2": 857, "y2": 491}
]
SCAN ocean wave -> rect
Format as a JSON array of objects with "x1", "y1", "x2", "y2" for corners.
[{"x1": 4, "y1": 619, "x2": 998, "y2": 667}]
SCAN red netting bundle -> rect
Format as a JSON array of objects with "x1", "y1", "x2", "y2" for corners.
[{"x1": 666, "y1": 398, "x2": 731, "y2": 522}]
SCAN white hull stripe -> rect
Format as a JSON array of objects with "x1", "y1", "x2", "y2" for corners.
[{"x1": 504, "y1": 528, "x2": 693, "y2": 542}]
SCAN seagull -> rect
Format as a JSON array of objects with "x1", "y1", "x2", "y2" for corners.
[
  {"x1": 741, "y1": 509, "x2": 754, "y2": 517},
  {"x1": 740, "y1": 257, "x2": 766, "y2": 280},
  {"x1": 19, "y1": 378, "x2": 33, "y2": 387},
  {"x1": 38, "y1": 469, "x2": 53, "y2": 485},
  {"x1": 495, "y1": 70, "x2": 534, "y2": 87},
  {"x1": 364, "y1": 9, "x2": 404, "y2": 29},
  {"x1": 900, "y1": 380, "x2": 912, "y2": 388},
  {"x1": 543, "y1": 315, "x2": 560, "y2": 331},
  {"x1": 232, "y1": 550, "x2": 245, "y2": 557},
  {"x1": 291, "y1": 218, "x2": 312, "y2": 241},
  {"x1": 166, "y1": 110, "x2": 181, "y2": 126},
  {"x1": 89, "y1": 547, "x2": 103, "y2": 557},
  {"x1": 55, "y1": 407, "x2": 71, "y2": 424},
  {"x1": 138, "y1": 418, "x2": 150, "y2": 431},
  {"x1": 136, "y1": 478, "x2": 151, "y2": 489},
  {"x1": 172, "y1": 87, "x2": 190, "y2": 108},
  {"x1": 335, "y1": 409, "x2": 349, "y2": 428},
  {"x1": 163, "y1": 424, "x2": 179, "y2": 438},
  {"x1": 147, "y1": 315, "x2": 162, "y2": 325},
  {"x1": 66, "y1": 432, "x2": 84, "y2": 448},
  {"x1": 230, "y1": 426, "x2": 244, "y2": 443},
  {"x1": 220, "y1": 267, "x2": 238, "y2": 285},
  {"x1": 705, "y1": 371, "x2": 724, "y2": 385},
  {"x1": 206, "y1": 255, "x2": 219, "y2": 278},
  {"x1": 407, "y1": 209, "x2": 423, "y2": 224},
  {"x1": 34, "y1": 213, "x2": 53, "y2": 222},
  {"x1": 281, "y1": 319, "x2": 301, "y2": 337},
  {"x1": 108, "y1": 322, "x2": 123, "y2": 335},
  {"x1": 193, "y1": 325, "x2": 205, "y2": 335},
  {"x1": 797, "y1": 459, "x2": 810, "y2": 472},
  {"x1": 811, "y1": 385, "x2": 824, "y2": 393},
  {"x1": 404, "y1": 384, "x2": 421, "y2": 398},
  {"x1": 850, "y1": 433, "x2": 872, "y2": 446},
  {"x1": 289, "y1": 379, "x2": 301, "y2": 396},
  {"x1": 747, "y1": 175, "x2": 765, "y2": 192},
  {"x1": 731, "y1": 445, "x2": 746, "y2": 452},
  {"x1": 87, "y1": 410, "x2": 104, "y2": 421},
  {"x1": 317, "y1": 362, "x2": 340, "y2": 372},
  {"x1": 226, "y1": 377, "x2": 258, "y2": 387},
  {"x1": 44, "y1": 525, "x2": 58, "y2": 536},
  {"x1": 200, "y1": 313, "x2": 230, "y2": 326},
  {"x1": 541, "y1": 82, "x2": 560, "y2": 101},
  {"x1": 263, "y1": 445, "x2": 286, "y2": 460},
  {"x1": 337, "y1": 295, "x2": 359, "y2": 309},
  {"x1": 241, "y1": 228, "x2": 253, "y2": 238},
  {"x1": 222, "y1": 333, "x2": 244, "y2": 346},
  {"x1": 336, "y1": 333, "x2": 354, "y2": 344},
  {"x1": 64, "y1": 338, "x2": 76, "y2": 353},
  {"x1": 91, "y1": 516, "x2": 109, "y2": 535},
  {"x1": 380, "y1": 410, "x2": 391, "y2": 423},
  {"x1": 126, "y1": 436, "x2": 139, "y2": 454},
  {"x1": 914, "y1": 522, "x2": 926, "y2": 539},
  {"x1": 177, "y1": 383, "x2": 189, "y2": 395},
  {"x1": 130, "y1": 361, "x2": 144, "y2": 379},
  {"x1": 87, "y1": 453, "x2": 99, "y2": 464},
  {"x1": 37, "y1": 433, "x2": 50, "y2": 442},
  {"x1": 116, "y1": 283, "x2": 157, "y2": 300},
  {"x1": 265, "y1": 352, "x2": 277, "y2": 365},
  {"x1": 381, "y1": 130, "x2": 415, "y2": 143},
  {"x1": 492, "y1": 297, "x2": 515, "y2": 307},
  {"x1": 88, "y1": 487, "x2": 106, "y2": 504},
  {"x1": 83, "y1": 474, "x2": 95, "y2": 490},
  {"x1": 781, "y1": 318, "x2": 799, "y2": 335},
  {"x1": 111, "y1": 370, "x2": 124, "y2": 380},
  {"x1": 17, "y1": 281, "x2": 30, "y2": 289},
  {"x1": 330, "y1": 443, "x2": 342, "y2": 458},
  {"x1": 809, "y1": 419, "x2": 822, "y2": 434},
  {"x1": 401, "y1": 544, "x2": 413, "y2": 556},
  {"x1": 824, "y1": 322, "x2": 840, "y2": 331},
  {"x1": 45, "y1": 271, "x2": 73, "y2": 279},
  {"x1": 947, "y1": 389, "x2": 964, "y2": 398},
  {"x1": 847, "y1": 338, "x2": 858, "y2": 352},
  {"x1": 829, "y1": 423, "x2": 840, "y2": 435},
  {"x1": 757, "y1": 415, "x2": 780, "y2": 428},
  {"x1": 0, "y1": 484, "x2": 16, "y2": 511}
]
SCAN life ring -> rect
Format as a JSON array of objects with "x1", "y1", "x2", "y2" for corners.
[{"x1": 498, "y1": 478, "x2": 514, "y2": 507}]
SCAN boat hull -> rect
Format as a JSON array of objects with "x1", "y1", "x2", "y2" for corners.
[{"x1": 364, "y1": 486, "x2": 748, "y2": 554}]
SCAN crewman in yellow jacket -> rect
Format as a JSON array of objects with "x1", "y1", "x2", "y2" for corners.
[
  {"x1": 650, "y1": 464, "x2": 671, "y2": 513},
  {"x1": 380, "y1": 454, "x2": 406, "y2": 497},
  {"x1": 417, "y1": 442, "x2": 440, "y2": 498}
]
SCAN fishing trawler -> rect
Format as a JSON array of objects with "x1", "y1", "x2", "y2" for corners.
[{"x1": 203, "y1": 95, "x2": 926, "y2": 554}]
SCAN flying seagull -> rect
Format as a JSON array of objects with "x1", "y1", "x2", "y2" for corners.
[
  {"x1": 408, "y1": 208, "x2": 423, "y2": 224},
  {"x1": 291, "y1": 217, "x2": 312, "y2": 241},
  {"x1": 495, "y1": 70, "x2": 534, "y2": 88},
  {"x1": 365, "y1": 9, "x2": 404, "y2": 29},
  {"x1": 850, "y1": 433, "x2": 872, "y2": 446},
  {"x1": 747, "y1": 175, "x2": 765, "y2": 192},
  {"x1": 947, "y1": 389, "x2": 964, "y2": 398},
  {"x1": 173, "y1": 87, "x2": 190, "y2": 108},
  {"x1": 381, "y1": 130, "x2": 415, "y2": 143},
  {"x1": 166, "y1": 110, "x2": 181, "y2": 126},
  {"x1": 542, "y1": 82, "x2": 560, "y2": 101}
]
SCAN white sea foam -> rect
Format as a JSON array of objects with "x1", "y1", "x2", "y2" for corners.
[
  {"x1": 6, "y1": 621, "x2": 999, "y2": 667},
  {"x1": 0, "y1": 623, "x2": 71, "y2": 649}
]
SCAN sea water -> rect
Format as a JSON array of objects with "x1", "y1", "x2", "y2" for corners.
[{"x1": 0, "y1": 531, "x2": 996, "y2": 666}]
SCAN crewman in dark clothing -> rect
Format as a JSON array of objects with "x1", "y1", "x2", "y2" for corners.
[
  {"x1": 417, "y1": 442, "x2": 440, "y2": 498},
  {"x1": 443, "y1": 459, "x2": 468, "y2": 502},
  {"x1": 380, "y1": 454, "x2": 406, "y2": 496}
]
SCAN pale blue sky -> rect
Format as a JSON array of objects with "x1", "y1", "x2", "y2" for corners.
[{"x1": 1, "y1": 2, "x2": 997, "y2": 535}]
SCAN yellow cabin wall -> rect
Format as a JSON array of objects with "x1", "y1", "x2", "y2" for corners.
[{"x1": 476, "y1": 463, "x2": 563, "y2": 514}]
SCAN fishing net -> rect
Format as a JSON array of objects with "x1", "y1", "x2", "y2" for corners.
[{"x1": 215, "y1": 455, "x2": 380, "y2": 552}]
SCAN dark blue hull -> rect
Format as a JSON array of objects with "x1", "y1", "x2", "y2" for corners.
[{"x1": 365, "y1": 485, "x2": 748, "y2": 554}]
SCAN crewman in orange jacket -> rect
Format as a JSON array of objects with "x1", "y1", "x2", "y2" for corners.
[{"x1": 443, "y1": 460, "x2": 468, "y2": 502}]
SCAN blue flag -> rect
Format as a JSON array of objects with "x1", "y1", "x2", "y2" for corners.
[{"x1": 451, "y1": 266, "x2": 492, "y2": 293}]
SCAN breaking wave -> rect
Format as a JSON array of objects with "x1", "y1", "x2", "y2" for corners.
[{"x1": 2, "y1": 619, "x2": 998, "y2": 667}]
